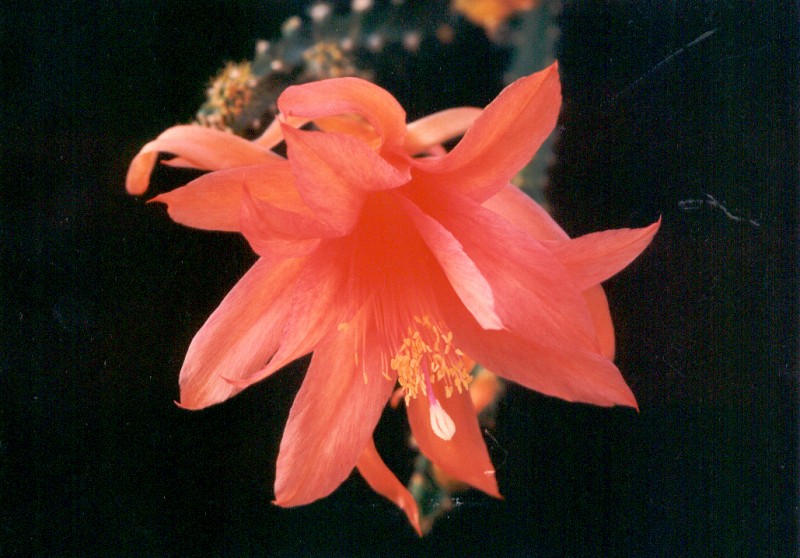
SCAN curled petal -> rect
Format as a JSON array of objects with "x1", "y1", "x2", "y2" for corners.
[
  {"x1": 278, "y1": 77, "x2": 408, "y2": 149},
  {"x1": 313, "y1": 114, "x2": 381, "y2": 148},
  {"x1": 403, "y1": 107, "x2": 482, "y2": 155},
  {"x1": 356, "y1": 439, "x2": 422, "y2": 536},
  {"x1": 177, "y1": 257, "x2": 303, "y2": 409},
  {"x1": 547, "y1": 219, "x2": 661, "y2": 290},
  {"x1": 406, "y1": 381, "x2": 500, "y2": 497},
  {"x1": 126, "y1": 151, "x2": 159, "y2": 195},
  {"x1": 282, "y1": 125, "x2": 410, "y2": 234},
  {"x1": 412, "y1": 62, "x2": 561, "y2": 201},
  {"x1": 126, "y1": 125, "x2": 280, "y2": 195},
  {"x1": 274, "y1": 322, "x2": 395, "y2": 506},
  {"x1": 150, "y1": 161, "x2": 295, "y2": 232}
]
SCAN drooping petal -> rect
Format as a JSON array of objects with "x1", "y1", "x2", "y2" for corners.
[
  {"x1": 411, "y1": 62, "x2": 561, "y2": 201},
  {"x1": 397, "y1": 195, "x2": 503, "y2": 330},
  {"x1": 278, "y1": 77, "x2": 408, "y2": 150},
  {"x1": 126, "y1": 125, "x2": 281, "y2": 195},
  {"x1": 482, "y1": 183, "x2": 569, "y2": 241},
  {"x1": 149, "y1": 160, "x2": 295, "y2": 232},
  {"x1": 177, "y1": 256, "x2": 304, "y2": 409},
  {"x1": 583, "y1": 284, "x2": 615, "y2": 360},
  {"x1": 547, "y1": 219, "x2": 661, "y2": 290},
  {"x1": 282, "y1": 125, "x2": 410, "y2": 234},
  {"x1": 274, "y1": 320, "x2": 396, "y2": 506},
  {"x1": 418, "y1": 191, "x2": 601, "y2": 353},
  {"x1": 356, "y1": 438, "x2": 422, "y2": 536},
  {"x1": 126, "y1": 151, "x2": 159, "y2": 196},
  {"x1": 406, "y1": 381, "x2": 500, "y2": 497},
  {"x1": 403, "y1": 107, "x2": 482, "y2": 155}
]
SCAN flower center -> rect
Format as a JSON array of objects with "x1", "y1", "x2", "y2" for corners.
[{"x1": 389, "y1": 316, "x2": 472, "y2": 440}]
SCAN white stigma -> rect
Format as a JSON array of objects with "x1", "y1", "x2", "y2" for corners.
[{"x1": 429, "y1": 400, "x2": 456, "y2": 441}]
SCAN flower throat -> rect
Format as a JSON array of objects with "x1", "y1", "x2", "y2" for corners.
[{"x1": 390, "y1": 316, "x2": 472, "y2": 440}]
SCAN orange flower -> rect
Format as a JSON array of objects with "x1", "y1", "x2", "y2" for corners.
[
  {"x1": 127, "y1": 63, "x2": 659, "y2": 535},
  {"x1": 452, "y1": 0, "x2": 538, "y2": 35}
]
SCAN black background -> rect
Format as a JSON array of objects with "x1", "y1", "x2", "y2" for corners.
[{"x1": 2, "y1": 1, "x2": 797, "y2": 556}]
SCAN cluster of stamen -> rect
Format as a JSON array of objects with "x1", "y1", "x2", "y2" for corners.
[{"x1": 390, "y1": 316, "x2": 472, "y2": 406}]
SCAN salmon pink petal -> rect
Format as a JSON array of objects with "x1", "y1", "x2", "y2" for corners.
[
  {"x1": 278, "y1": 77, "x2": 407, "y2": 149},
  {"x1": 126, "y1": 125, "x2": 281, "y2": 195},
  {"x1": 282, "y1": 125, "x2": 409, "y2": 234},
  {"x1": 126, "y1": 151, "x2": 159, "y2": 195},
  {"x1": 274, "y1": 323, "x2": 395, "y2": 506},
  {"x1": 583, "y1": 284, "x2": 615, "y2": 360},
  {"x1": 313, "y1": 114, "x2": 382, "y2": 148},
  {"x1": 396, "y1": 195, "x2": 503, "y2": 330},
  {"x1": 240, "y1": 188, "x2": 322, "y2": 258},
  {"x1": 177, "y1": 257, "x2": 304, "y2": 409},
  {"x1": 412, "y1": 62, "x2": 561, "y2": 202},
  {"x1": 253, "y1": 114, "x2": 308, "y2": 149},
  {"x1": 482, "y1": 183, "x2": 569, "y2": 241},
  {"x1": 548, "y1": 219, "x2": 661, "y2": 290},
  {"x1": 406, "y1": 382, "x2": 500, "y2": 497},
  {"x1": 423, "y1": 193, "x2": 600, "y2": 352},
  {"x1": 228, "y1": 238, "x2": 357, "y2": 389},
  {"x1": 150, "y1": 161, "x2": 295, "y2": 232},
  {"x1": 283, "y1": 125, "x2": 410, "y2": 192},
  {"x1": 438, "y1": 287, "x2": 636, "y2": 407},
  {"x1": 403, "y1": 107, "x2": 482, "y2": 155},
  {"x1": 356, "y1": 438, "x2": 422, "y2": 536}
]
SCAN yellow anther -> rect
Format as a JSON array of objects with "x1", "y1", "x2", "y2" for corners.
[{"x1": 390, "y1": 315, "x2": 473, "y2": 405}]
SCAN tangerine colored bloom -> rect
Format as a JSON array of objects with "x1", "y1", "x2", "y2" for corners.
[
  {"x1": 452, "y1": 0, "x2": 538, "y2": 35},
  {"x1": 127, "y1": 62, "x2": 659, "y2": 535}
]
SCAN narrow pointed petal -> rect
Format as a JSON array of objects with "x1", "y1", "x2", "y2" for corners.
[
  {"x1": 583, "y1": 284, "x2": 615, "y2": 360},
  {"x1": 282, "y1": 125, "x2": 409, "y2": 234},
  {"x1": 178, "y1": 257, "x2": 304, "y2": 409},
  {"x1": 356, "y1": 438, "x2": 422, "y2": 536},
  {"x1": 228, "y1": 238, "x2": 357, "y2": 389},
  {"x1": 412, "y1": 62, "x2": 561, "y2": 201},
  {"x1": 403, "y1": 107, "x2": 482, "y2": 155},
  {"x1": 397, "y1": 195, "x2": 503, "y2": 330},
  {"x1": 406, "y1": 383, "x2": 500, "y2": 497},
  {"x1": 548, "y1": 219, "x2": 660, "y2": 290},
  {"x1": 150, "y1": 161, "x2": 295, "y2": 232},
  {"x1": 274, "y1": 323, "x2": 395, "y2": 506},
  {"x1": 424, "y1": 192, "x2": 601, "y2": 352},
  {"x1": 482, "y1": 183, "x2": 569, "y2": 241},
  {"x1": 126, "y1": 125, "x2": 281, "y2": 195},
  {"x1": 278, "y1": 77, "x2": 407, "y2": 149},
  {"x1": 434, "y1": 274, "x2": 636, "y2": 407},
  {"x1": 440, "y1": 288, "x2": 636, "y2": 407}
]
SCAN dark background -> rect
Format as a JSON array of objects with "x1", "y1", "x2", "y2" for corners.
[{"x1": 2, "y1": 1, "x2": 797, "y2": 556}]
